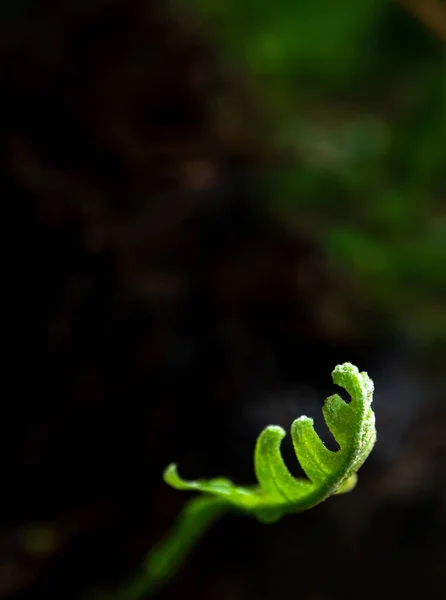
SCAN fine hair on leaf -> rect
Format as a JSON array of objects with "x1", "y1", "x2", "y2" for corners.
[{"x1": 99, "y1": 362, "x2": 376, "y2": 599}]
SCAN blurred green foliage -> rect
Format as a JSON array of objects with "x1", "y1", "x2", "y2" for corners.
[
  {"x1": 187, "y1": 0, "x2": 446, "y2": 343},
  {"x1": 3, "y1": 0, "x2": 444, "y2": 342}
]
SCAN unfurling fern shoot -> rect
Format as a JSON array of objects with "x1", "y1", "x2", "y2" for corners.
[{"x1": 116, "y1": 363, "x2": 376, "y2": 599}]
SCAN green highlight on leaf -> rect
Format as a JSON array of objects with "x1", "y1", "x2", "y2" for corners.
[{"x1": 101, "y1": 363, "x2": 376, "y2": 599}]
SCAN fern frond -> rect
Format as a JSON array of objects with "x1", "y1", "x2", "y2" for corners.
[
  {"x1": 164, "y1": 362, "x2": 376, "y2": 523},
  {"x1": 101, "y1": 363, "x2": 376, "y2": 599}
]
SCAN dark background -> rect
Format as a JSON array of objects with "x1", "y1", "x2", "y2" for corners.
[{"x1": 1, "y1": 1, "x2": 445, "y2": 599}]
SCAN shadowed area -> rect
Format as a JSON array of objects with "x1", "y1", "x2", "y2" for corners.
[{"x1": 0, "y1": 1, "x2": 445, "y2": 599}]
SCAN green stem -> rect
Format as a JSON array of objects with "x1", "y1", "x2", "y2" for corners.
[{"x1": 112, "y1": 496, "x2": 227, "y2": 600}]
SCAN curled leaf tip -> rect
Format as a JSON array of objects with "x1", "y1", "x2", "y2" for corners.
[
  {"x1": 125, "y1": 363, "x2": 377, "y2": 599},
  {"x1": 164, "y1": 362, "x2": 376, "y2": 520}
]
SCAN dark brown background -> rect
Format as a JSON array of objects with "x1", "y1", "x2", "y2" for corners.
[{"x1": 1, "y1": 1, "x2": 445, "y2": 599}]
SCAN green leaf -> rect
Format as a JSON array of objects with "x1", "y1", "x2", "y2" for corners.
[
  {"x1": 164, "y1": 362, "x2": 376, "y2": 522},
  {"x1": 100, "y1": 363, "x2": 376, "y2": 599}
]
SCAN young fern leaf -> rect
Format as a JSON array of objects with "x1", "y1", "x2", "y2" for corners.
[
  {"x1": 165, "y1": 363, "x2": 375, "y2": 523},
  {"x1": 105, "y1": 363, "x2": 376, "y2": 599}
]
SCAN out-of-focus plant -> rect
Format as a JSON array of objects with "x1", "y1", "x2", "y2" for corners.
[{"x1": 180, "y1": 0, "x2": 445, "y2": 343}]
